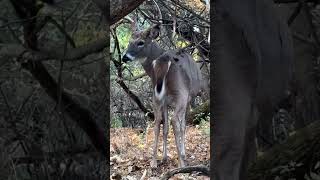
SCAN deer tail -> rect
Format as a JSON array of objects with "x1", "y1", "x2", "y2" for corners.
[{"x1": 153, "y1": 59, "x2": 172, "y2": 100}]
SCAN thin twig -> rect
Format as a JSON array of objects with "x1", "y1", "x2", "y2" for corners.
[
  {"x1": 170, "y1": 0, "x2": 209, "y2": 24},
  {"x1": 287, "y1": 3, "x2": 302, "y2": 25},
  {"x1": 301, "y1": 1, "x2": 320, "y2": 49},
  {"x1": 0, "y1": 84, "x2": 14, "y2": 122},
  {"x1": 123, "y1": 72, "x2": 147, "y2": 81}
]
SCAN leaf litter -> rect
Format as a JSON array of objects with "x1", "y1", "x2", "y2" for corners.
[{"x1": 110, "y1": 124, "x2": 210, "y2": 180}]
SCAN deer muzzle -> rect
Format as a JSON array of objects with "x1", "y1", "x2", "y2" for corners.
[{"x1": 122, "y1": 53, "x2": 135, "y2": 63}]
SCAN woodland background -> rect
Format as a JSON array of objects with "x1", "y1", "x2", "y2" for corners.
[
  {"x1": 110, "y1": 0, "x2": 210, "y2": 179},
  {"x1": 0, "y1": 0, "x2": 319, "y2": 179}
]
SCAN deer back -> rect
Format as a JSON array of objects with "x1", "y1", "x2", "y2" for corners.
[{"x1": 153, "y1": 50, "x2": 204, "y2": 101}]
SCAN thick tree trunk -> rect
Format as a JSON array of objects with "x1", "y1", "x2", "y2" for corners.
[{"x1": 248, "y1": 121, "x2": 320, "y2": 180}]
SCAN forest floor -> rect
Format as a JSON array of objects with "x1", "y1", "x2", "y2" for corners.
[{"x1": 110, "y1": 121, "x2": 210, "y2": 180}]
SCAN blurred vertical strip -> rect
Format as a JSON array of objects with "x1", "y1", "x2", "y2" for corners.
[
  {"x1": 92, "y1": 0, "x2": 111, "y2": 177},
  {"x1": 104, "y1": 0, "x2": 111, "y2": 178},
  {"x1": 106, "y1": 0, "x2": 111, "y2": 178},
  {"x1": 210, "y1": 0, "x2": 214, "y2": 179}
]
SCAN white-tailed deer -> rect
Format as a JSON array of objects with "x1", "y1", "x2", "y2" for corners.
[{"x1": 122, "y1": 23, "x2": 207, "y2": 168}]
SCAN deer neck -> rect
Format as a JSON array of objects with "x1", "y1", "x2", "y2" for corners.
[{"x1": 140, "y1": 42, "x2": 164, "y2": 82}]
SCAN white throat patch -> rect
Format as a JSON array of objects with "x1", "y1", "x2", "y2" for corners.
[{"x1": 126, "y1": 53, "x2": 135, "y2": 60}]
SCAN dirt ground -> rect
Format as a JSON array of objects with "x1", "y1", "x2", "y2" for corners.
[{"x1": 110, "y1": 123, "x2": 210, "y2": 180}]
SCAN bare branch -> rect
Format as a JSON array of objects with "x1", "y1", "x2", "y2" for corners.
[
  {"x1": 36, "y1": 16, "x2": 76, "y2": 48},
  {"x1": 109, "y1": 0, "x2": 146, "y2": 25},
  {"x1": 0, "y1": 37, "x2": 107, "y2": 61},
  {"x1": 124, "y1": 73, "x2": 147, "y2": 81},
  {"x1": 301, "y1": 1, "x2": 320, "y2": 49},
  {"x1": 0, "y1": 85, "x2": 14, "y2": 122},
  {"x1": 170, "y1": 0, "x2": 209, "y2": 24},
  {"x1": 160, "y1": 165, "x2": 209, "y2": 180}
]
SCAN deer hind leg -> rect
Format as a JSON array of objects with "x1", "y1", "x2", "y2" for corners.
[
  {"x1": 162, "y1": 105, "x2": 169, "y2": 163},
  {"x1": 179, "y1": 102, "x2": 188, "y2": 160},
  {"x1": 150, "y1": 106, "x2": 162, "y2": 168},
  {"x1": 172, "y1": 113, "x2": 185, "y2": 167},
  {"x1": 173, "y1": 96, "x2": 188, "y2": 167}
]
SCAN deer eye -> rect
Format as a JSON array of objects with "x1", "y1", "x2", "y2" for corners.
[{"x1": 137, "y1": 41, "x2": 144, "y2": 47}]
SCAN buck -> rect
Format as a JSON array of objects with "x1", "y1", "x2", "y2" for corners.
[{"x1": 122, "y1": 23, "x2": 207, "y2": 168}]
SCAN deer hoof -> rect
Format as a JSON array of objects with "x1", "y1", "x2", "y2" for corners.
[
  {"x1": 162, "y1": 156, "x2": 168, "y2": 163},
  {"x1": 179, "y1": 160, "x2": 186, "y2": 168},
  {"x1": 150, "y1": 160, "x2": 157, "y2": 169}
]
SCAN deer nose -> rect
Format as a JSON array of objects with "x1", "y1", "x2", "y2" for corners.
[{"x1": 122, "y1": 54, "x2": 130, "y2": 63}]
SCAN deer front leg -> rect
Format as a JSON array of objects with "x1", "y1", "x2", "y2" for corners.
[
  {"x1": 172, "y1": 113, "x2": 185, "y2": 167},
  {"x1": 179, "y1": 107, "x2": 187, "y2": 160},
  {"x1": 162, "y1": 105, "x2": 169, "y2": 163},
  {"x1": 151, "y1": 107, "x2": 161, "y2": 169}
]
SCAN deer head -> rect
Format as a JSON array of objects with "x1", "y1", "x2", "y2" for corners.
[{"x1": 122, "y1": 24, "x2": 161, "y2": 63}]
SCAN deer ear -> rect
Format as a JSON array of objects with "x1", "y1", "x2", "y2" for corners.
[{"x1": 147, "y1": 24, "x2": 160, "y2": 39}]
